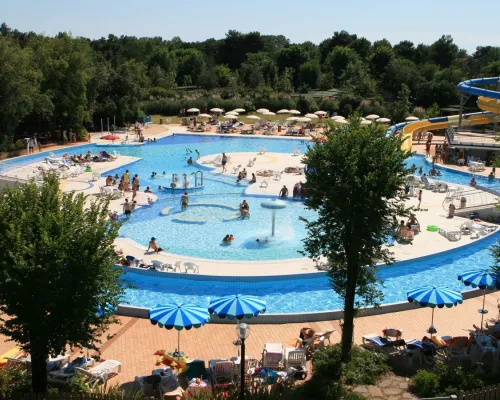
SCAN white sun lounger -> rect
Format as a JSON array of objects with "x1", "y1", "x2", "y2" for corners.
[
  {"x1": 76, "y1": 360, "x2": 121, "y2": 388},
  {"x1": 439, "y1": 227, "x2": 461, "y2": 241}
]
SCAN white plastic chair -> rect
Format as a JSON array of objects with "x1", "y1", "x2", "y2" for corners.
[
  {"x1": 293, "y1": 149, "x2": 300, "y2": 156},
  {"x1": 262, "y1": 343, "x2": 283, "y2": 370},
  {"x1": 258, "y1": 148, "x2": 266, "y2": 155},
  {"x1": 232, "y1": 165, "x2": 241, "y2": 174},
  {"x1": 91, "y1": 172, "x2": 101, "y2": 182},
  {"x1": 152, "y1": 260, "x2": 177, "y2": 272},
  {"x1": 183, "y1": 261, "x2": 199, "y2": 274},
  {"x1": 285, "y1": 348, "x2": 306, "y2": 369}
]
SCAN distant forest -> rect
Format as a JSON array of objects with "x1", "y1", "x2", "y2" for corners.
[{"x1": 1, "y1": 22, "x2": 500, "y2": 150}]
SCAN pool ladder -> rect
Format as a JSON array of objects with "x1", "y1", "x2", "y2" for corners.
[{"x1": 171, "y1": 171, "x2": 203, "y2": 189}]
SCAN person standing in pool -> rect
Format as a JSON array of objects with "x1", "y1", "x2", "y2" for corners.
[
  {"x1": 279, "y1": 185, "x2": 289, "y2": 198},
  {"x1": 181, "y1": 192, "x2": 189, "y2": 210},
  {"x1": 195, "y1": 149, "x2": 200, "y2": 160},
  {"x1": 123, "y1": 198, "x2": 132, "y2": 218},
  {"x1": 221, "y1": 153, "x2": 228, "y2": 173}
]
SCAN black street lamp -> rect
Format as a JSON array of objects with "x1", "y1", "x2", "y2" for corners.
[{"x1": 236, "y1": 323, "x2": 251, "y2": 400}]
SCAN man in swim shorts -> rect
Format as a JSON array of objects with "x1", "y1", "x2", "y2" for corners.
[
  {"x1": 221, "y1": 153, "x2": 228, "y2": 173},
  {"x1": 147, "y1": 237, "x2": 163, "y2": 253},
  {"x1": 123, "y1": 198, "x2": 132, "y2": 217},
  {"x1": 181, "y1": 192, "x2": 189, "y2": 210}
]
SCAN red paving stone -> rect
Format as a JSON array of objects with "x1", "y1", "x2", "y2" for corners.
[{"x1": 1, "y1": 292, "x2": 499, "y2": 386}]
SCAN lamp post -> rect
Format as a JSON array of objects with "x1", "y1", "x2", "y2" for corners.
[{"x1": 236, "y1": 323, "x2": 250, "y2": 400}]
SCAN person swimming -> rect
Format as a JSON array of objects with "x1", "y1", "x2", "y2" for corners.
[{"x1": 256, "y1": 238, "x2": 269, "y2": 245}]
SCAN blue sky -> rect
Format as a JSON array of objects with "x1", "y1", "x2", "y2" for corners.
[{"x1": 3, "y1": 0, "x2": 499, "y2": 53}]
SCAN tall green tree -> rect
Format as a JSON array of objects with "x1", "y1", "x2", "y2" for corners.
[
  {"x1": 301, "y1": 119, "x2": 410, "y2": 362},
  {"x1": 0, "y1": 37, "x2": 42, "y2": 135},
  {"x1": 0, "y1": 174, "x2": 126, "y2": 393},
  {"x1": 390, "y1": 83, "x2": 412, "y2": 122},
  {"x1": 30, "y1": 33, "x2": 94, "y2": 133}
]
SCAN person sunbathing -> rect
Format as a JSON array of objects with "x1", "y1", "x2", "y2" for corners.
[
  {"x1": 256, "y1": 170, "x2": 273, "y2": 177},
  {"x1": 285, "y1": 167, "x2": 298, "y2": 173},
  {"x1": 147, "y1": 237, "x2": 163, "y2": 253}
]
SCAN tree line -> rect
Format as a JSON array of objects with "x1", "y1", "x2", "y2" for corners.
[{"x1": 1, "y1": 23, "x2": 500, "y2": 151}]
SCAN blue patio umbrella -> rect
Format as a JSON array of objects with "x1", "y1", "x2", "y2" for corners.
[
  {"x1": 208, "y1": 294, "x2": 267, "y2": 320},
  {"x1": 149, "y1": 303, "x2": 210, "y2": 357},
  {"x1": 458, "y1": 269, "x2": 499, "y2": 329},
  {"x1": 407, "y1": 286, "x2": 463, "y2": 336}
]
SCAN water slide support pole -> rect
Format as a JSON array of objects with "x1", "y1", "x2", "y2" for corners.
[{"x1": 458, "y1": 93, "x2": 464, "y2": 132}]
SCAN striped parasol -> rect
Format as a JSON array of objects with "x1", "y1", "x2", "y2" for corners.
[
  {"x1": 458, "y1": 269, "x2": 499, "y2": 329},
  {"x1": 209, "y1": 294, "x2": 266, "y2": 320},
  {"x1": 407, "y1": 286, "x2": 463, "y2": 336},
  {"x1": 149, "y1": 303, "x2": 210, "y2": 356}
]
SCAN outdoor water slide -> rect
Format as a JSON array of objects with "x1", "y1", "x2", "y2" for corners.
[{"x1": 387, "y1": 77, "x2": 500, "y2": 152}]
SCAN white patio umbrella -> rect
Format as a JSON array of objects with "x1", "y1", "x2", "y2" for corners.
[
  {"x1": 198, "y1": 114, "x2": 211, "y2": 118},
  {"x1": 315, "y1": 111, "x2": 328, "y2": 116},
  {"x1": 331, "y1": 116, "x2": 345, "y2": 121},
  {"x1": 246, "y1": 115, "x2": 261, "y2": 120},
  {"x1": 210, "y1": 108, "x2": 223, "y2": 113},
  {"x1": 233, "y1": 108, "x2": 246, "y2": 113},
  {"x1": 289, "y1": 110, "x2": 301, "y2": 115},
  {"x1": 187, "y1": 108, "x2": 200, "y2": 114},
  {"x1": 226, "y1": 111, "x2": 239, "y2": 116},
  {"x1": 263, "y1": 112, "x2": 276, "y2": 116},
  {"x1": 406, "y1": 116, "x2": 420, "y2": 121},
  {"x1": 360, "y1": 120, "x2": 372, "y2": 125},
  {"x1": 286, "y1": 117, "x2": 298, "y2": 122},
  {"x1": 365, "y1": 114, "x2": 380, "y2": 120},
  {"x1": 297, "y1": 117, "x2": 311, "y2": 122},
  {"x1": 305, "y1": 113, "x2": 319, "y2": 119},
  {"x1": 256, "y1": 108, "x2": 269, "y2": 114},
  {"x1": 333, "y1": 119, "x2": 348, "y2": 125},
  {"x1": 277, "y1": 109, "x2": 290, "y2": 114},
  {"x1": 224, "y1": 115, "x2": 238, "y2": 120},
  {"x1": 376, "y1": 117, "x2": 391, "y2": 123}
]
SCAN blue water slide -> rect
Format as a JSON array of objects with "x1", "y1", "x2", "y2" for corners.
[{"x1": 457, "y1": 77, "x2": 500, "y2": 99}]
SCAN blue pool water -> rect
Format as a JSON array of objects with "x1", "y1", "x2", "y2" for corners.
[
  {"x1": 122, "y1": 232, "x2": 499, "y2": 312},
  {"x1": 2, "y1": 134, "x2": 499, "y2": 313}
]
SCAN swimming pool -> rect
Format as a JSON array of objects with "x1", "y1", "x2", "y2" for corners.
[
  {"x1": 2, "y1": 134, "x2": 499, "y2": 261},
  {"x1": 2, "y1": 134, "x2": 499, "y2": 313},
  {"x1": 121, "y1": 231, "x2": 500, "y2": 313}
]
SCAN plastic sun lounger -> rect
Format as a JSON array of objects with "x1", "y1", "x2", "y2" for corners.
[
  {"x1": 76, "y1": 360, "x2": 121, "y2": 388},
  {"x1": 438, "y1": 227, "x2": 461, "y2": 241}
]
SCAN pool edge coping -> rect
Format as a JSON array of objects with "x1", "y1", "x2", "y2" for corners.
[{"x1": 116, "y1": 285, "x2": 496, "y2": 324}]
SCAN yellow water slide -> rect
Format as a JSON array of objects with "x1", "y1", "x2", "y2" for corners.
[{"x1": 390, "y1": 77, "x2": 500, "y2": 152}]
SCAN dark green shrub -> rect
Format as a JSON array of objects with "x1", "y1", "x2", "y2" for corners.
[
  {"x1": 410, "y1": 370, "x2": 440, "y2": 398},
  {"x1": 434, "y1": 364, "x2": 484, "y2": 396},
  {"x1": 0, "y1": 365, "x2": 32, "y2": 397},
  {"x1": 15, "y1": 139, "x2": 26, "y2": 150},
  {"x1": 344, "y1": 392, "x2": 366, "y2": 400},
  {"x1": 313, "y1": 344, "x2": 389, "y2": 385}
]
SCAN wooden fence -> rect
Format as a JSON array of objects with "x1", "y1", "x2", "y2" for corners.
[
  {"x1": 458, "y1": 384, "x2": 500, "y2": 400},
  {"x1": 423, "y1": 385, "x2": 500, "y2": 400}
]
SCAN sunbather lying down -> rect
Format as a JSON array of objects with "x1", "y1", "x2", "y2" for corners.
[
  {"x1": 285, "y1": 167, "x2": 303, "y2": 174},
  {"x1": 256, "y1": 170, "x2": 273, "y2": 177}
]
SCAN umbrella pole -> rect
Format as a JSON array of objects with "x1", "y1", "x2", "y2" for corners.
[
  {"x1": 480, "y1": 288, "x2": 487, "y2": 330},
  {"x1": 430, "y1": 308, "x2": 435, "y2": 337},
  {"x1": 177, "y1": 330, "x2": 180, "y2": 363}
]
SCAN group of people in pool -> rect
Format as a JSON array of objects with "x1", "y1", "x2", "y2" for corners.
[{"x1": 222, "y1": 234, "x2": 235, "y2": 243}]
